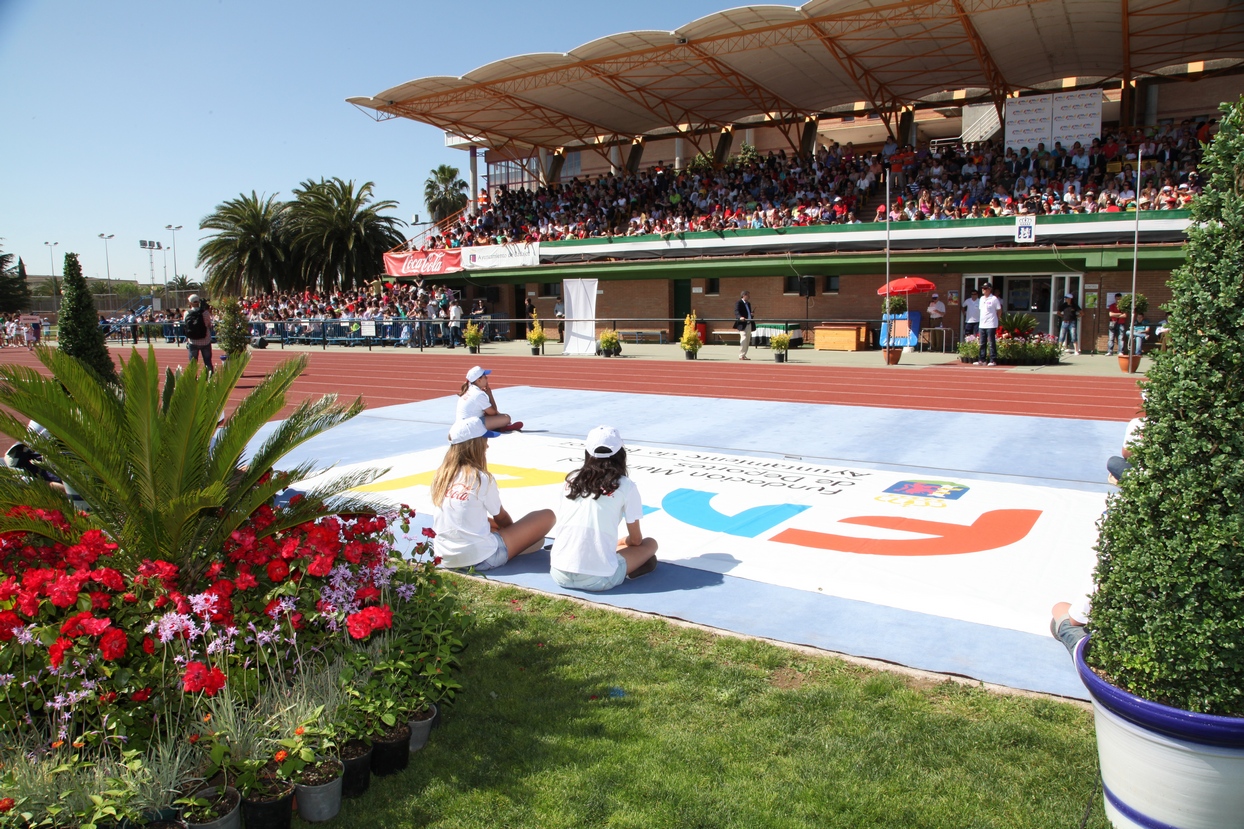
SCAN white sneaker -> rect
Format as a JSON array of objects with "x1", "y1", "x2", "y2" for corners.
[{"x1": 988, "y1": 361, "x2": 997, "y2": 366}]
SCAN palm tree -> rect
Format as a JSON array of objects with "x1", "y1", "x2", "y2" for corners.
[
  {"x1": 197, "y1": 192, "x2": 291, "y2": 297},
  {"x1": 0, "y1": 347, "x2": 382, "y2": 587},
  {"x1": 166, "y1": 275, "x2": 200, "y2": 291},
  {"x1": 424, "y1": 165, "x2": 468, "y2": 224},
  {"x1": 286, "y1": 177, "x2": 405, "y2": 293}
]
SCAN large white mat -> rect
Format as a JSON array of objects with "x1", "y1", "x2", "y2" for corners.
[{"x1": 326, "y1": 434, "x2": 1102, "y2": 638}]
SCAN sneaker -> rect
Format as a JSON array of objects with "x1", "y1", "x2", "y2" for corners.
[
  {"x1": 501, "y1": 421, "x2": 524, "y2": 432},
  {"x1": 975, "y1": 360, "x2": 984, "y2": 365},
  {"x1": 627, "y1": 556, "x2": 658, "y2": 580},
  {"x1": 987, "y1": 361, "x2": 997, "y2": 367}
]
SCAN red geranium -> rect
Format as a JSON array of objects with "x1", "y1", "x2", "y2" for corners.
[
  {"x1": 266, "y1": 559, "x2": 289, "y2": 583},
  {"x1": 48, "y1": 637, "x2": 73, "y2": 668},
  {"x1": 306, "y1": 553, "x2": 335, "y2": 577},
  {"x1": 89, "y1": 591, "x2": 112, "y2": 611},
  {"x1": 183, "y1": 661, "x2": 226, "y2": 695},
  {"x1": 131, "y1": 687, "x2": 152, "y2": 702},
  {"x1": 99, "y1": 629, "x2": 127, "y2": 661},
  {"x1": 0, "y1": 797, "x2": 13, "y2": 813},
  {"x1": 90, "y1": 567, "x2": 125, "y2": 591},
  {"x1": 143, "y1": 636, "x2": 156, "y2": 655},
  {"x1": 0, "y1": 610, "x2": 21, "y2": 641},
  {"x1": 345, "y1": 605, "x2": 393, "y2": 639},
  {"x1": 234, "y1": 568, "x2": 258, "y2": 591}
]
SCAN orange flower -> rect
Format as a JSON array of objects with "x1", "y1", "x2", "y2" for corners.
[
  {"x1": 72, "y1": 741, "x2": 84, "y2": 749},
  {"x1": 203, "y1": 713, "x2": 212, "y2": 723},
  {"x1": 52, "y1": 740, "x2": 64, "y2": 749},
  {"x1": 274, "y1": 750, "x2": 289, "y2": 763},
  {"x1": 294, "y1": 727, "x2": 305, "y2": 736}
]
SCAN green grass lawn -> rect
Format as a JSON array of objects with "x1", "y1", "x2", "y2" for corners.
[{"x1": 326, "y1": 577, "x2": 1107, "y2": 829}]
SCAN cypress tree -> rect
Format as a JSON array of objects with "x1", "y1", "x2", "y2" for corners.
[
  {"x1": 57, "y1": 252, "x2": 118, "y2": 385},
  {"x1": 0, "y1": 248, "x2": 31, "y2": 314},
  {"x1": 1088, "y1": 96, "x2": 1244, "y2": 714}
]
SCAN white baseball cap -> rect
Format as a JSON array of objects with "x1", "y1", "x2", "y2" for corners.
[
  {"x1": 448, "y1": 417, "x2": 501, "y2": 445},
  {"x1": 585, "y1": 425, "x2": 624, "y2": 458},
  {"x1": 465, "y1": 366, "x2": 491, "y2": 383}
]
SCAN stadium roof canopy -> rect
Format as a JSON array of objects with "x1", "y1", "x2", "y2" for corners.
[{"x1": 348, "y1": 0, "x2": 1244, "y2": 159}]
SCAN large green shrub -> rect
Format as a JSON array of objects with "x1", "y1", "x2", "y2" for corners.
[
  {"x1": 56, "y1": 252, "x2": 118, "y2": 385},
  {"x1": 1088, "y1": 97, "x2": 1244, "y2": 715}
]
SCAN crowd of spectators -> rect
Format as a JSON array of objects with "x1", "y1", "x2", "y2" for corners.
[{"x1": 419, "y1": 119, "x2": 1211, "y2": 248}]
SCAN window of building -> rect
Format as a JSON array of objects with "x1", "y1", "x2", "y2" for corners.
[
  {"x1": 823, "y1": 275, "x2": 840, "y2": 294},
  {"x1": 705, "y1": 278, "x2": 720, "y2": 295},
  {"x1": 539, "y1": 282, "x2": 562, "y2": 298}
]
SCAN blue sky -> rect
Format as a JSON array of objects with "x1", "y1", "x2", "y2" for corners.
[{"x1": 0, "y1": 0, "x2": 738, "y2": 284}]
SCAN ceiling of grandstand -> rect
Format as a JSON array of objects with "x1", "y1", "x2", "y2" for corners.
[{"x1": 347, "y1": 0, "x2": 1244, "y2": 156}]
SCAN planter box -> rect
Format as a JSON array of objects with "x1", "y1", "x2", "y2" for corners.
[{"x1": 814, "y1": 324, "x2": 867, "y2": 351}]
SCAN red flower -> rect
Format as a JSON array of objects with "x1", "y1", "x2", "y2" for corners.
[
  {"x1": 99, "y1": 629, "x2": 127, "y2": 661},
  {"x1": 0, "y1": 576, "x2": 19, "y2": 601},
  {"x1": 122, "y1": 592, "x2": 137, "y2": 603},
  {"x1": 47, "y1": 573, "x2": 87, "y2": 608},
  {"x1": 234, "y1": 570, "x2": 258, "y2": 591},
  {"x1": 266, "y1": 560, "x2": 289, "y2": 583},
  {"x1": 89, "y1": 567, "x2": 125, "y2": 592},
  {"x1": 98, "y1": 690, "x2": 117, "y2": 704},
  {"x1": 48, "y1": 637, "x2": 73, "y2": 668},
  {"x1": 274, "y1": 750, "x2": 289, "y2": 763},
  {"x1": 203, "y1": 666, "x2": 226, "y2": 696},
  {"x1": 0, "y1": 610, "x2": 21, "y2": 641},
  {"x1": 0, "y1": 797, "x2": 13, "y2": 813},
  {"x1": 188, "y1": 733, "x2": 200, "y2": 744},
  {"x1": 306, "y1": 553, "x2": 335, "y2": 578},
  {"x1": 345, "y1": 605, "x2": 393, "y2": 640},
  {"x1": 182, "y1": 661, "x2": 215, "y2": 693},
  {"x1": 143, "y1": 636, "x2": 155, "y2": 655},
  {"x1": 89, "y1": 591, "x2": 112, "y2": 611},
  {"x1": 131, "y1": 687, "x2": 152, "y2": 702},
  {"x1": 354, "y1": 584, "x2": 380, "y2": 604},
  {"x1": 421, "y1": 527, "x2": 437, "y2": 539}
]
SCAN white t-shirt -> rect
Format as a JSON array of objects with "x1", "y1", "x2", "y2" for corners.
[
  {"x1": 963, "y1": 297, "x2": 980, "y2": 323},
  {"x1": 978, "y1": 294, "x2": 1003, "y2": 328},
  {"x1": 432, "y1": 470, "x2": 501, "y2": 568},
  {"x1": 455, "y1": 385, "x2": 489, "y2": 420},
  {"x1": 927, "y1": 300, "x2": 946, "y2": 321},
  {"x1": 550, "y1": 476, "x2": 642, "y2": 577}
]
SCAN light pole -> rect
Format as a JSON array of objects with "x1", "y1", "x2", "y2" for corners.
[
  {"x1": 98, "y1": 234, "x2": 114, "y2": 291},
  {"x1": 139, "y1": 240, "x2": 161, "y2": 295},
  {"x1": 44, "y1": 241, "x2": 59, "y2": 313},
  {"x1": 165, "y1": 225, "x2": 182, "y2": 283}
]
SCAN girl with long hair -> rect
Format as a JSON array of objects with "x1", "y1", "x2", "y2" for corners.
[
  {"x1": 549, "y1": 426, "x2": 658, "y2": 591},
  {"x1": 431, "y1": 418, "x2": 554, "y2": 570}
]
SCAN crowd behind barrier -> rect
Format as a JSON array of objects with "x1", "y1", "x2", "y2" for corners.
[{"x1": 415, "y1": 120, "x2": 1212, "y2": 249}]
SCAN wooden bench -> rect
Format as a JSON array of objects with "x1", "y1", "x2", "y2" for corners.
[{"x1": 618, "y1": 330, "x2": 668, "y2": 344}]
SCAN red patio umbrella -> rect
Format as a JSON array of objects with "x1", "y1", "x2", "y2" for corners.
[{"x1": 877, "y1": 276, "x2": 937, "y2": 296}]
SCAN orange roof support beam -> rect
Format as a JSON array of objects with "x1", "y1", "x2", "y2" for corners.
[{"x1": 950, "y1": 0, "x2": 1011, "y2": 126}]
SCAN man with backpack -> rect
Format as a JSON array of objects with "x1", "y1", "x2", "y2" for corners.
[{"x1": 184, "y1": 294, "x2": 214, "y2": 374}]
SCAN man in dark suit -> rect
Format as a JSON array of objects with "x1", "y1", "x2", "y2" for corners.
[{"x1": 734, "y1": 290, "x2": 755, "y2": 360}]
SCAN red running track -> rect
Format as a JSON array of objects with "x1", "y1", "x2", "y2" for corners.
[{"x1": 0, "y1": 346, "x2": 1142, "y2": 422}]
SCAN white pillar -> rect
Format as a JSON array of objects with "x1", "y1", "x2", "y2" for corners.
[
  {"x1": 610, "y1": 145, "x2": 621, "y2": 175},
  {"x1": 744, "y1": 128, "x2": 755, "y2": 149},
  {"x1": 538, "y1": 148, "x2": 549, "y2": 184},
  {"x1": 469, "y1": 147, "x2": 479, "y2": 215},
  {"x1": 674, "y1": 137, "x2": 684, "y2": 171}
]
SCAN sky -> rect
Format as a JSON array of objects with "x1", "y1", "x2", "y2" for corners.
[{"x1": 0, "y1": 0, "x2": 741, "y2": 285}]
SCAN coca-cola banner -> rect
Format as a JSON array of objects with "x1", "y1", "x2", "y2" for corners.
[{"x1": 383, "y1": 249, "x2": 463, "y2": 277}]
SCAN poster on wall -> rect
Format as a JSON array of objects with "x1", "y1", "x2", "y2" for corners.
[
  {"x1": 382, "y1": 249, "x2": 463, "y2": 277},
  {"x1": 1005, "y1": 90, "x2": 1101, "y2": 153}
]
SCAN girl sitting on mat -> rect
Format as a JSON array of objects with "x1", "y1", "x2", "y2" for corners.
[
  {"x1": 549, "y1": 426, "x2": 659, "y2": 591},
  {"x1": 456, "y1": 365, "x2": 521, "y2": 432},
  {"x1": 431, "y1": 417, "x2": 554, "y2": 571}
]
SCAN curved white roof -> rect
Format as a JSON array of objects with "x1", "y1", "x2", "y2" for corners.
[{"x1": 348, "y1": 0, "x2": 1244, "y2": 154}]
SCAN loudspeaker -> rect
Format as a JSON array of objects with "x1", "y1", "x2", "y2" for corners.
[
  {"x1": 251, "y1": 336, "x2": 268, "y2": 349},
  {"x1": 798, "y1": 276, "x2": 816, "y2": 297}
]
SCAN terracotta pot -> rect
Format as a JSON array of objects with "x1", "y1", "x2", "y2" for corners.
[
  {"x1": 1118, "y1": 354, "x2": 1143, "y2": 373},
  {"x1": 882, "y1": 348, "x2": 903, "y2": 365}
]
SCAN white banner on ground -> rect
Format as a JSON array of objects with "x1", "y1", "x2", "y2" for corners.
[
  {"x1": 331, "y1": 436, "x2": 1102, "y2": 637},
  {"x1": 563, "y1": 278, "x2": 597, "y2": 355},
  {"x1": 461, "y1": 243, "x2": 539, "y2": 270}
]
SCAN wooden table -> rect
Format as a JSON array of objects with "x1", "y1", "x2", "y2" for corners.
[{"x1": 814, "y1": 323, "x2": 868, "y2": 351}]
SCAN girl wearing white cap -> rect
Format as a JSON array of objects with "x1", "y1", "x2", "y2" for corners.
[
  {"x1": 457, "y1": 366, "x2": 521, "y2": 432},
  {"x1": 549, "y1": 426, "x2": 658, "y2": 591},
  {"x1": 431, "y1": 417, "x2": 553, "y2": 571}
]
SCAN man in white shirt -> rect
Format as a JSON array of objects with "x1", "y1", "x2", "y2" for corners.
[
  {"x1": 975, "y1": 282, "x2": 1004, "y2": 366},
  {"x1": 926, "y1": 293, "x2": 946, "y2": 328},
  {"x1": 963, "y1": 288, "x2": 980, "y2": 336},
  {"x1": 447, "y1": 299, "x2": 463, "y2": 347}
]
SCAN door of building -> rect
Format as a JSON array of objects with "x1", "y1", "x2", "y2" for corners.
[{"x1": 673, "y1": 279, "x2": 692, "y2": 340}]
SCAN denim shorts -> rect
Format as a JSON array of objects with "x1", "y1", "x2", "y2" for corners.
[
  {"x1": 550, "y1": 554, "x2": 628, "y2": 592},
  {"x1": 470, "y1": 533, "x2": 510, "y2": 572}
]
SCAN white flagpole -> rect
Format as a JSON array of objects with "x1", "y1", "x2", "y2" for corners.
[{"x1": 1129, "y1": 143, "x2": 1142, "y2": 372}]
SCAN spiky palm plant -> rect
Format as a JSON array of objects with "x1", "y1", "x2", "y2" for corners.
[{"x1": 0, "y1": 347, "x2": 382, "y2": 587}]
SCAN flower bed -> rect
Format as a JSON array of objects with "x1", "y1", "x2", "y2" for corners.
[
  {"x1": 0, "y1": 501, "x2": 466, "y2": 825},
  {"x1": 957, "y1": 332, "x2": 1062, "y2": 365}
]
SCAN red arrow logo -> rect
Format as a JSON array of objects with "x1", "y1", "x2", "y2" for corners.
[{"x1": 771, "y1": 509, "x2": 1042, "y2": 556}]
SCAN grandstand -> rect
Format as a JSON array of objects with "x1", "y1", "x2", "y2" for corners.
[{"x1": 350, "y1": 0, "x2": 1242, "y2": 351}]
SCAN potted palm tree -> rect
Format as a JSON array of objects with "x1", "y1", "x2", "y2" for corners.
[
  {"x1": 1076, "y1": 97, "x2": 1244, "y2": 829},
  {"x1": 769, "y1": 332, "x2": 791, "y2": 363},
  {"x1": 881, "y1": 295, "x2": 907, "y2": 365},
  {"x1": 527, "y1": 313, "x2": 546, "y2": 355},
  {"x1": 1115, "y1": 292, "x2": 1150, "y2": 373},
  {"x1": 678, "y1": 313, "x2": 701, "y2": 360}
]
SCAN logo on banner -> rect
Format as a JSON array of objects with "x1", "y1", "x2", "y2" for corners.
[
  {"x1": 382, "y1": 249, "x2": 463, "y2": 277},
  {"x1": 877, "y1": 479, "x2": 969, "y2": 508},
  {"x1": 1015, "y1": 215, "x2": 1036, "y2": 243}
]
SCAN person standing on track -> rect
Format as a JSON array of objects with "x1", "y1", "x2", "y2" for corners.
[
  {"x1": 734, "y1": 290, "x2": 755, "y2": 361},
  {"x1": 184, "y1": 294, "x2": 214, "y2": 374},
  {"x1": 975, "y1": 282, "x2": 1003, "y2": 366},
  {"x1": 456, "y1": 366, "x2": 522, "y2": 432}
]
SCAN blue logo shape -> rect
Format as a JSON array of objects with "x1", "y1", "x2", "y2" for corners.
[{"x1": 661, "y1": 488, "x2": 810, "y2": 537}]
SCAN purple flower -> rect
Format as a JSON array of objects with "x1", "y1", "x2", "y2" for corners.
[
  {"x1": 15, "y1": 625, "x2": 35, "y2": 645},
  {"x1": 396, "y1": 583, "x2": 417, "y2": 601},
  {"x1": 190, "y1": 592, "x2": 219, "y2": 616}
]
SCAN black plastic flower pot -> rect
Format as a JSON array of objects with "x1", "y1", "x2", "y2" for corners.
[
  {"x1": 340, "y1": 743, "x2": 374, "y2": 798},
  {"x1": 371, "y1": 726, "x2": 412, "y2": 777}
]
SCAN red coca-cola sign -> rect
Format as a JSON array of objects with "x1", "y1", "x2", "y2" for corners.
[{"x1": 383, "y1": 249, "x2": 463, "y2": 277}]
